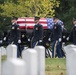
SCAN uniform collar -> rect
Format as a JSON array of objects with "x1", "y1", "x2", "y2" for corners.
[
  {"x1": 12, "y1": 22, "x2": 17, "y2": 25},
  {"x1": 35, "y1": 22, "x2": 39, "y2": 25},
  {"x1": 12, "y1": 23, "x2": 15, "y2": 25}
]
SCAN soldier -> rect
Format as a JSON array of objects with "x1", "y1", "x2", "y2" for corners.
[
  {"x1": 0, "y1": 32, "x2": 3, "y2": 44},
  {"x1": 48, "y1": 16, "x2": 63, "y2": 58},
  {"x1": 4, "y1": 16, "x2": 21, "y2": 57},
  {"x1": 31, "y1": 16, "x2": 43, "y2": 48},
  {"x1": 67, "y1": 18, "x2": 76, "y2": 45}
]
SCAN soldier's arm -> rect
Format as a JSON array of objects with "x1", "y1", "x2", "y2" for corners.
[
  {"x1": 30, "y1": 26, "x2": 35, "y2": 39},
  {"x1": 3, "y1": 30, "x2": 11, "y2": 41},
  {"x1": 58, "y1": 25, "x2": 62, "y2": 38},
  {"x1": 48, "y1": 29, "x2": 53, "y2": 41},
  {"x1": 17, "y1": 25, "x2": 21, "y2": 40},
  {"x1": 39, "y1": 25, "x2": 43, "y2": 40},
  {"x1": 69, "y1": 28, "x2": 73, "y2": 39}
]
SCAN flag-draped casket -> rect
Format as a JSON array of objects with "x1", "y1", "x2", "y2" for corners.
[{"x1": 17, "y1": 17, "x2": 63, "y2": 29}]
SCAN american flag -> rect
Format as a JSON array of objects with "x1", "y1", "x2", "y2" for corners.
[
  {"x1": 17, "y1": 17, "x2": 63, "y2": 29},
  {"x1": 46, "y1": 18, "x2": 63, "y2": 29},
  {"x1": 17, "y1": 17, "x2": 26, "y2": 29}
]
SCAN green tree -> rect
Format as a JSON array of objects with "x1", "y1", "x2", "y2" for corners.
[
  {"x1": 55, "y1": 0, "x2": 76, "y2": 31},
  {"x1": 0, "y1": 0, "x2": 60, "y2": 17}
]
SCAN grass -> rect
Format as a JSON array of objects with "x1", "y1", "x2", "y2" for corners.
[
  {"x1": 45, "y1": 58, "x2": 66, "y2": 75},
  {"x1": 1, "y1": 55, "x2": 7, "y2": 61},
  {"x1": 1, "y1": 56, "x2": 66, "y2": 75}
]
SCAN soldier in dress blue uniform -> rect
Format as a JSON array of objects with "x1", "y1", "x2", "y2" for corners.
[
  {"x1": 48, "y1": 16, "x2": 63, "y2": 58},
  {"x1": 31, "y1": 16, "x2": 43, "y2": 48},
  {"x1": 67, "y1": 18, "x2": 76, "y2": 45},
  {"x1": 4, "y1": 16, "x2": 21, "y2": 57}
]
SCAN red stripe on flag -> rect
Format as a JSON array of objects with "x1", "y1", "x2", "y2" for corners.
[
  {"x1": 17, "y1": 21, "x2": 26, "y2": 23},
  {"x1": 20, "y1": 26, "x2": 26, "y2": 29},
  {"x1": 17, "y1": 18, "x2": 48, "y2": 29}
]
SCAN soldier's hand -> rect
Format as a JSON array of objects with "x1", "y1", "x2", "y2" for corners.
[
  {"x1": 22, "y1": 34, "x2": 25, "y2": 38},
  {"x1": 3, "y1": 37, "x2": 6, "y2": 41},
  {"x1": 28, "y1": 39, "x2": 30, "y2": 42},
  {"x1": 0, "y1": 40, "x2": 2, "y2": 43},
  {"x1": 66, "y1": 37, "x2": 69, "y2": 41},
  {"x1": 39, "y1": 40, "x2": 42, "y2": 42},
  {"x1": 12, "y1": 27, "x2": 15, "y2": 30},
  {"x1": 59, "y1": 38, "x2": 62, "y2": 42},
  {"x1": 18, "y1": 39, "x2": 21, "y2": 43},
  {"x1": 48, "y1": 38, "x2": 51, "y2": 41}
]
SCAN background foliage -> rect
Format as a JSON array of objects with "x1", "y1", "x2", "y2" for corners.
[
  {"x1": 0, "y1": 0, "x2": 60, "y2": 17},
  {"x1": 55, "y1": 0, "x2": 76, "y2": 31}
]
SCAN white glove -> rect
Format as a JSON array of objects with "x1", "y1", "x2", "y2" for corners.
[
  {"x1": 63, "y1": 36, "x2": 66, "y2": 39},
  {"x1": 18, "y1": 39, "x2": 21, "y2": 43},
  {"x1": 66, "y1": 37, "x2": 69, "y2": 41},
  {"x1": 12, "y1": 27, "x2": 15, "y2": 29},
  {"x1": 59, "y1": 38, "x2": 62, "y2": 42},
  {"x1": 39, "y1": 40, "x2": 42, "y2": 42},
  {"x1": 48, "y1": 38, "x2": 51, "y2": 41},
  {"x1": 28, "y1": 39, "x2": 30, "y2": 42},
  {"x1": 22, "y1": 34, "x2": 25, "y2": 38},
  {"x1": 3, "y1": 37, "x2": 6, "y2": 41},
  {"x1": 0, "y1": 40, "x2": 2, "y2": 43}
]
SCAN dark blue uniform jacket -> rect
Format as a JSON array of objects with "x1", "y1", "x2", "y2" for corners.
[
  {"x1": 49, "y1": 23, "x2": 62, "y2": 40},
  {"x1": 33, "y1": 23, "x2": 43, "y2": 40}
]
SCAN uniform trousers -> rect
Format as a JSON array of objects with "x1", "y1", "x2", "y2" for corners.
[
  {"x1": 52, "y1": 40, "x2": 63, "y2": 58},
  {"x1": 31, "y1": 37, "x2": 41, "y2": 48}
]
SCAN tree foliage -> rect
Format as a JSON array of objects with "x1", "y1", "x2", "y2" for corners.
[
  {"x1": 0, "y1": 0, "x2": 60, "y2": 17},
  {"x1": 56, "y1": 0, "x2": 76, "y2": 31}
]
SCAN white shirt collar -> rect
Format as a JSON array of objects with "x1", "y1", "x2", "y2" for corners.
[
  {"x1": 12, "y1": 23, "x2": 15, "y2": 25},
  {"x1": 35, "y1": 22, "x2": 39, "y2": 25},
  {"x1": 12, "y1": 22, "x2": 17, "y2": 25}
]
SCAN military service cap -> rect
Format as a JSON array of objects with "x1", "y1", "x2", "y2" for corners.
[
  {"x1": 11, "y1": 16, "x2": 18, "y2": 20},
  {"x1": 34, "y1": 16, "x2": 40, "y2": 20}
]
